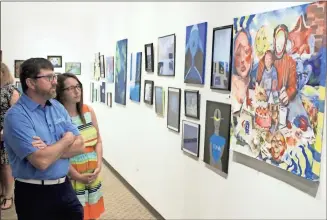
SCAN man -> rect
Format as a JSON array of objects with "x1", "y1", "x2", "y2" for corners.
[{"x1": 4, "y1": 58, "x2": 85, "y2": 220}]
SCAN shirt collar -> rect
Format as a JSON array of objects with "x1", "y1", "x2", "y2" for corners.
[{"x1": 20, "y1": 93, "x2": 53, "y2": 111}]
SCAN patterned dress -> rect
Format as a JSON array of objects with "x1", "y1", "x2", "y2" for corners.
[
  {"x1": 70, "y1": 104, "x2": 105, "y2": 220},
  {"x1": 0, "y1": 83, "x2": 19, "y2": 165}
]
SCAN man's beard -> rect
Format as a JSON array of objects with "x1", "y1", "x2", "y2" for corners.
[{"x1": 35, "y1": 86, "x2": 56, "y2": 99}]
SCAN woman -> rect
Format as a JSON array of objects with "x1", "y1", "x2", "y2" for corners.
[
  {"x1": 56, "y1": 73, "x2": 105, "y2": 220},
  {"x1": 0, "y1": 63, "x2": 20, "y2": 210}
]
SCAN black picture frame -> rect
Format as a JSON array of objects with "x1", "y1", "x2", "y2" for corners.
[
  {"x1": 184, "y1": 89, "x2": 200, "y2": 119},
  {"x1": 144, "y1": 80, "x2": 154, "y2": 105},
  {"x1": 210, "y1": 25, "x2": 233, "y2": 91},
  {"x1": 14, "y1": 60, "x2": 25, "y2": 78},
  {"x1": 47, "y1": 55, "x2": 63, "y2": 68},
  {"x1": 157, "y1": 34, "x2": 176, "y2": 77},
  {"x1": 144, "y1": 43, "x2": 154, "y2": 72},
  {"x1": 100, "y1": 55, "x2": 105, "y2": 78},
  {"x1": 181, "y1": 120, "x2": 200, "y2": 157},
  {"x1": 167, "y1": 87, "x2": 181, "y2": 132}
]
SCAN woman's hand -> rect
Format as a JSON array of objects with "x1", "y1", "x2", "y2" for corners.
[{"x1": 78, "y1": 173, "x2": 95, "y2": 184}]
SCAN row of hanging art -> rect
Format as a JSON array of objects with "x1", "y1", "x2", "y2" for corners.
[{"x1": 91, "y1": 2, "x2": 326, "y2": 183}]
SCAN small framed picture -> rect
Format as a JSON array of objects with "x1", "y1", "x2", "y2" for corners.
[
  {"x1": 15, "y1": 81, "x2": 22, "y2": 94},
  {"x1": 210, "y1": 25, "x2": 233, "y2": 91},
  {"x1": 47, "y1": 56, "x2": 62, "y2": 68},
  {"x1": 100, "y1": 55, "x2": 105, "y2": 78},
  {"x1": 182, "y1": 120, "x2": 200, "y2": 157},
  {"x1": 14, "y1": 60, "x2": 25, "y2": 78},
  {"x1": 155, "y1": 86, "x2": 165, "y2": 116},
  {"x1": 144, "y1": 43, "x2": 154, "y2": 72},
  {"x1": 167, "y1": 87, "x2": 181, "y2": 132},
  {"x1": 158, "y1": 34, "x2": 176, "y2": 76},
  {"x1": 144, "y1": 80, "x2": 154, "y2": 105},
  {"x1": 106, "y1": 92, "x2": 112, "y2": 107},
  {"x1": 184, "y1": 90, "x2": 200, "y2": 119},
  {"x1": 65, "y1": 62, "x2": 81, "y2": 75}
]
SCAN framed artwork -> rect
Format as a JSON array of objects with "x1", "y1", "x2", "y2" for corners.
[
  {"x1": 210, "y1": 25, "x2": 233, "y2": 91},
  {"x1": 204, "y1": 100, "x2": 231, "y2": 174},
  {"x1": 145, "y1": 43, "x2": 154, "y2": 72},
  {"x1": 14, "y1": 60, "x2": 24, "y2": 78},
  {"x1": 106, "y1": 92, "x2": 112, "y2": 107},
  {"x1": 184, "y1": 22, "x2": 208, "y2": 84},
  {"x1": 130, "y1": 52, "x2": 142, "y2": 102},
  {"x1": 100, "y1": 81, "x2": 106, "y2": 104},
  {"x1": 231, "y1": 2, "x2": 327, "y2": 182},
  {"x1": 144, "y1": 80, "x2": 154, "y2": 105},
  {"x1": 182, "y1": 120, "x2": 200, "y2": 157},
  {"x1": 94, "y1": 52, "x2": 101, "y2": 81},
  {"x1": 106, "y1": 56, "x2": 114, "y2": 83},
  {"x1": 65, "y1": 62, "x2": 81, "y2": 75},
  {"x1": 90, "y1": 82, "x2": 94, "y2": 103},
  {"x1": 167, "y1": 87, "x2": 181, "y2": 132},
  {"x1": 158, "y1": 34, "x2": 176, "y2": 76},
  {"x1": 15, "y1": 81, "x2": 22, "y2": 94},
  {"x1": 184, "y1": 89, "x2": 200, "y2": 119},
  {"x1": 114, "y1": 39, "x2": 128, "y2": 105},
  {"x1": 100, "y1": 55, "x2": 105, "y2": 78},
  {"x1": 47, "y1": 56, "x2": 62, "y2": 68},
  {"x1": 155, "y1": 86, "x2": 165, "y2": 116}
]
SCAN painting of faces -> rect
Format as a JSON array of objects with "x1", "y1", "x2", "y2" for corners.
[{"x1": 230, "y1": 2, "x2": 327, "y2": 181}]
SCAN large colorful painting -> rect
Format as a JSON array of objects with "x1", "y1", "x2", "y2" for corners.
[
  {"x1": 184, "y1": 22, "x2": 207, "y2": 84},
  {"x1": 130, "y1": 52, "x2": 142, "y2": 102},
  {"x1": 115, "y1": 39, "x2": 128, "y2": 105},
  {"x1": 230, "y1": 2, "x2": 326, "y2": 181}
]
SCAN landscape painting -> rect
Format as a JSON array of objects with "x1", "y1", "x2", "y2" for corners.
[
  {"x1": 204, "y1": 101, "x2": 231, "y2": 174},
  {"x1": 184, "y1": 22, "x2": 207, "y2": 84},
  {"x1": 230, "y1": 2, "x2": 327, "y2": 181},
  {"x1": 65, "y1": 62, "x2": 81, "y2": 75},
  {"x1": 158, "y1": 34, "x2": 175, "y2": 76},
  {"x1": 115, "y1": 39, "x2": 128, "y2": 105},
  {"x1": 182, "y1": 120, "x2": 200, "y2": 157},
  {"x1": 130, "y1": 52, "x2": 142, "y2": 102}
]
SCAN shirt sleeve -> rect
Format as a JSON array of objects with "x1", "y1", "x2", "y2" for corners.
[{"x1": 4, "y1": 111, "x2": 38, "y2": 160}]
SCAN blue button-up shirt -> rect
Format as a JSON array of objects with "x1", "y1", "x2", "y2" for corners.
[{"x1": 4, "y1": 93, "x2": 80, "y2": 180}]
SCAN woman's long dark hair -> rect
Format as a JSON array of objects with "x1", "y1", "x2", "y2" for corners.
[{"x1": 56, "y1": 73, "x2": 86, "y2": 125}]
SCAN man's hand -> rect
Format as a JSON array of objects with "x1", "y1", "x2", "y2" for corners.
[
  {"x1": 62, "y1": 131, "x2": 75, "y2": 146},
  {"x1": 32, "y1": 136, "x2": 47, "y2": 149}
]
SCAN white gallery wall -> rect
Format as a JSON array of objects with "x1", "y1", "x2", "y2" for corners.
[{"x1": 1, "y1": 2, "x2": 326, "y2": 219}]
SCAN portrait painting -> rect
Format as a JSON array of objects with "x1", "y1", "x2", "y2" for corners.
[
  {"x1": 204, "y1": 101, "x2": 231, "y2": 174},
  {"x1": 167, "y1": 87, "x2": 181, "y2": 132},
  {"x1": 230, "y1": 2, "x2": 327, "y2": 181},
  {"x1": 155, "y1": 86, "x2": 165, "y2": 116},
  {"x1": 210, "y1": 25, "x2": 233, "y2": 90},
  {"x1": 184, "y1": 22, "x2": 207, "y2": 84},
  {"x1": 14, "y1": 60, "x2": 24, "y2": 78},
  {"x1": 47, "y1": 56, "x2": 62, "y2": 68},
  {"x1": 158, "y1": 34, "x2": 175, "y2": 76},
  {"x1": 65, "y1": 62, "x2": 81, "y2": 75},
  {"x1": 182, "y1": 120, "x2": 200, "y2": 157},
  {"x1": 184, "y1": 90, "x2": 200, "y2": 119},
  {"x1": 130, "y1": 52, "x2": 142, "y2": 102},
  {"x1": 106, "y1": 56, "x2": 114, "y2": 83},
  {"x1": 114, "y1": 39, "x2": 128, "y2": 105}
]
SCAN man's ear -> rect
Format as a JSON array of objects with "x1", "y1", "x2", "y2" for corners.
[{"x1": 26, "y1": 78, "x2": 36, "y2": 91}]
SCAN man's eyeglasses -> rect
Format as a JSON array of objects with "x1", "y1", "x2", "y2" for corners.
[
  {"x1": 34, "y1": 74, "x2": 58, "y2": 82},
  {"x1": 63, "y1": 84, "x2": 82, "y2": 92}
]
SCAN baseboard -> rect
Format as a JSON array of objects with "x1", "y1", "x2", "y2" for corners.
[{"x1": 102, "y1": 158, "x2": 165, "y2": 220}]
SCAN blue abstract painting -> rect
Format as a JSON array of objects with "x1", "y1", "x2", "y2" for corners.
[
  {"x1": 184, "y1": 22, "x2": 208, "y2": 84},
  {"x1": 106, "y1": 56, "x2": 114, "y2": 83},
  {"x1": 158, "y1": 34, "x2": 175, "y2": 76},
  {"x1": 130, "y1": 52, "x2": 142, "y2": 102},
  {"x1": 115, "y1": 39, "x2": 128, "y2": 105},
  {"x1": 182, "y1": 121, "x2": 200, "y2": 157}
]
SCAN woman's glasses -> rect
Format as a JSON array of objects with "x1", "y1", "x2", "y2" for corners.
[{"x1": 63, "y1": 84, "x2": 82, "y2": 92}]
